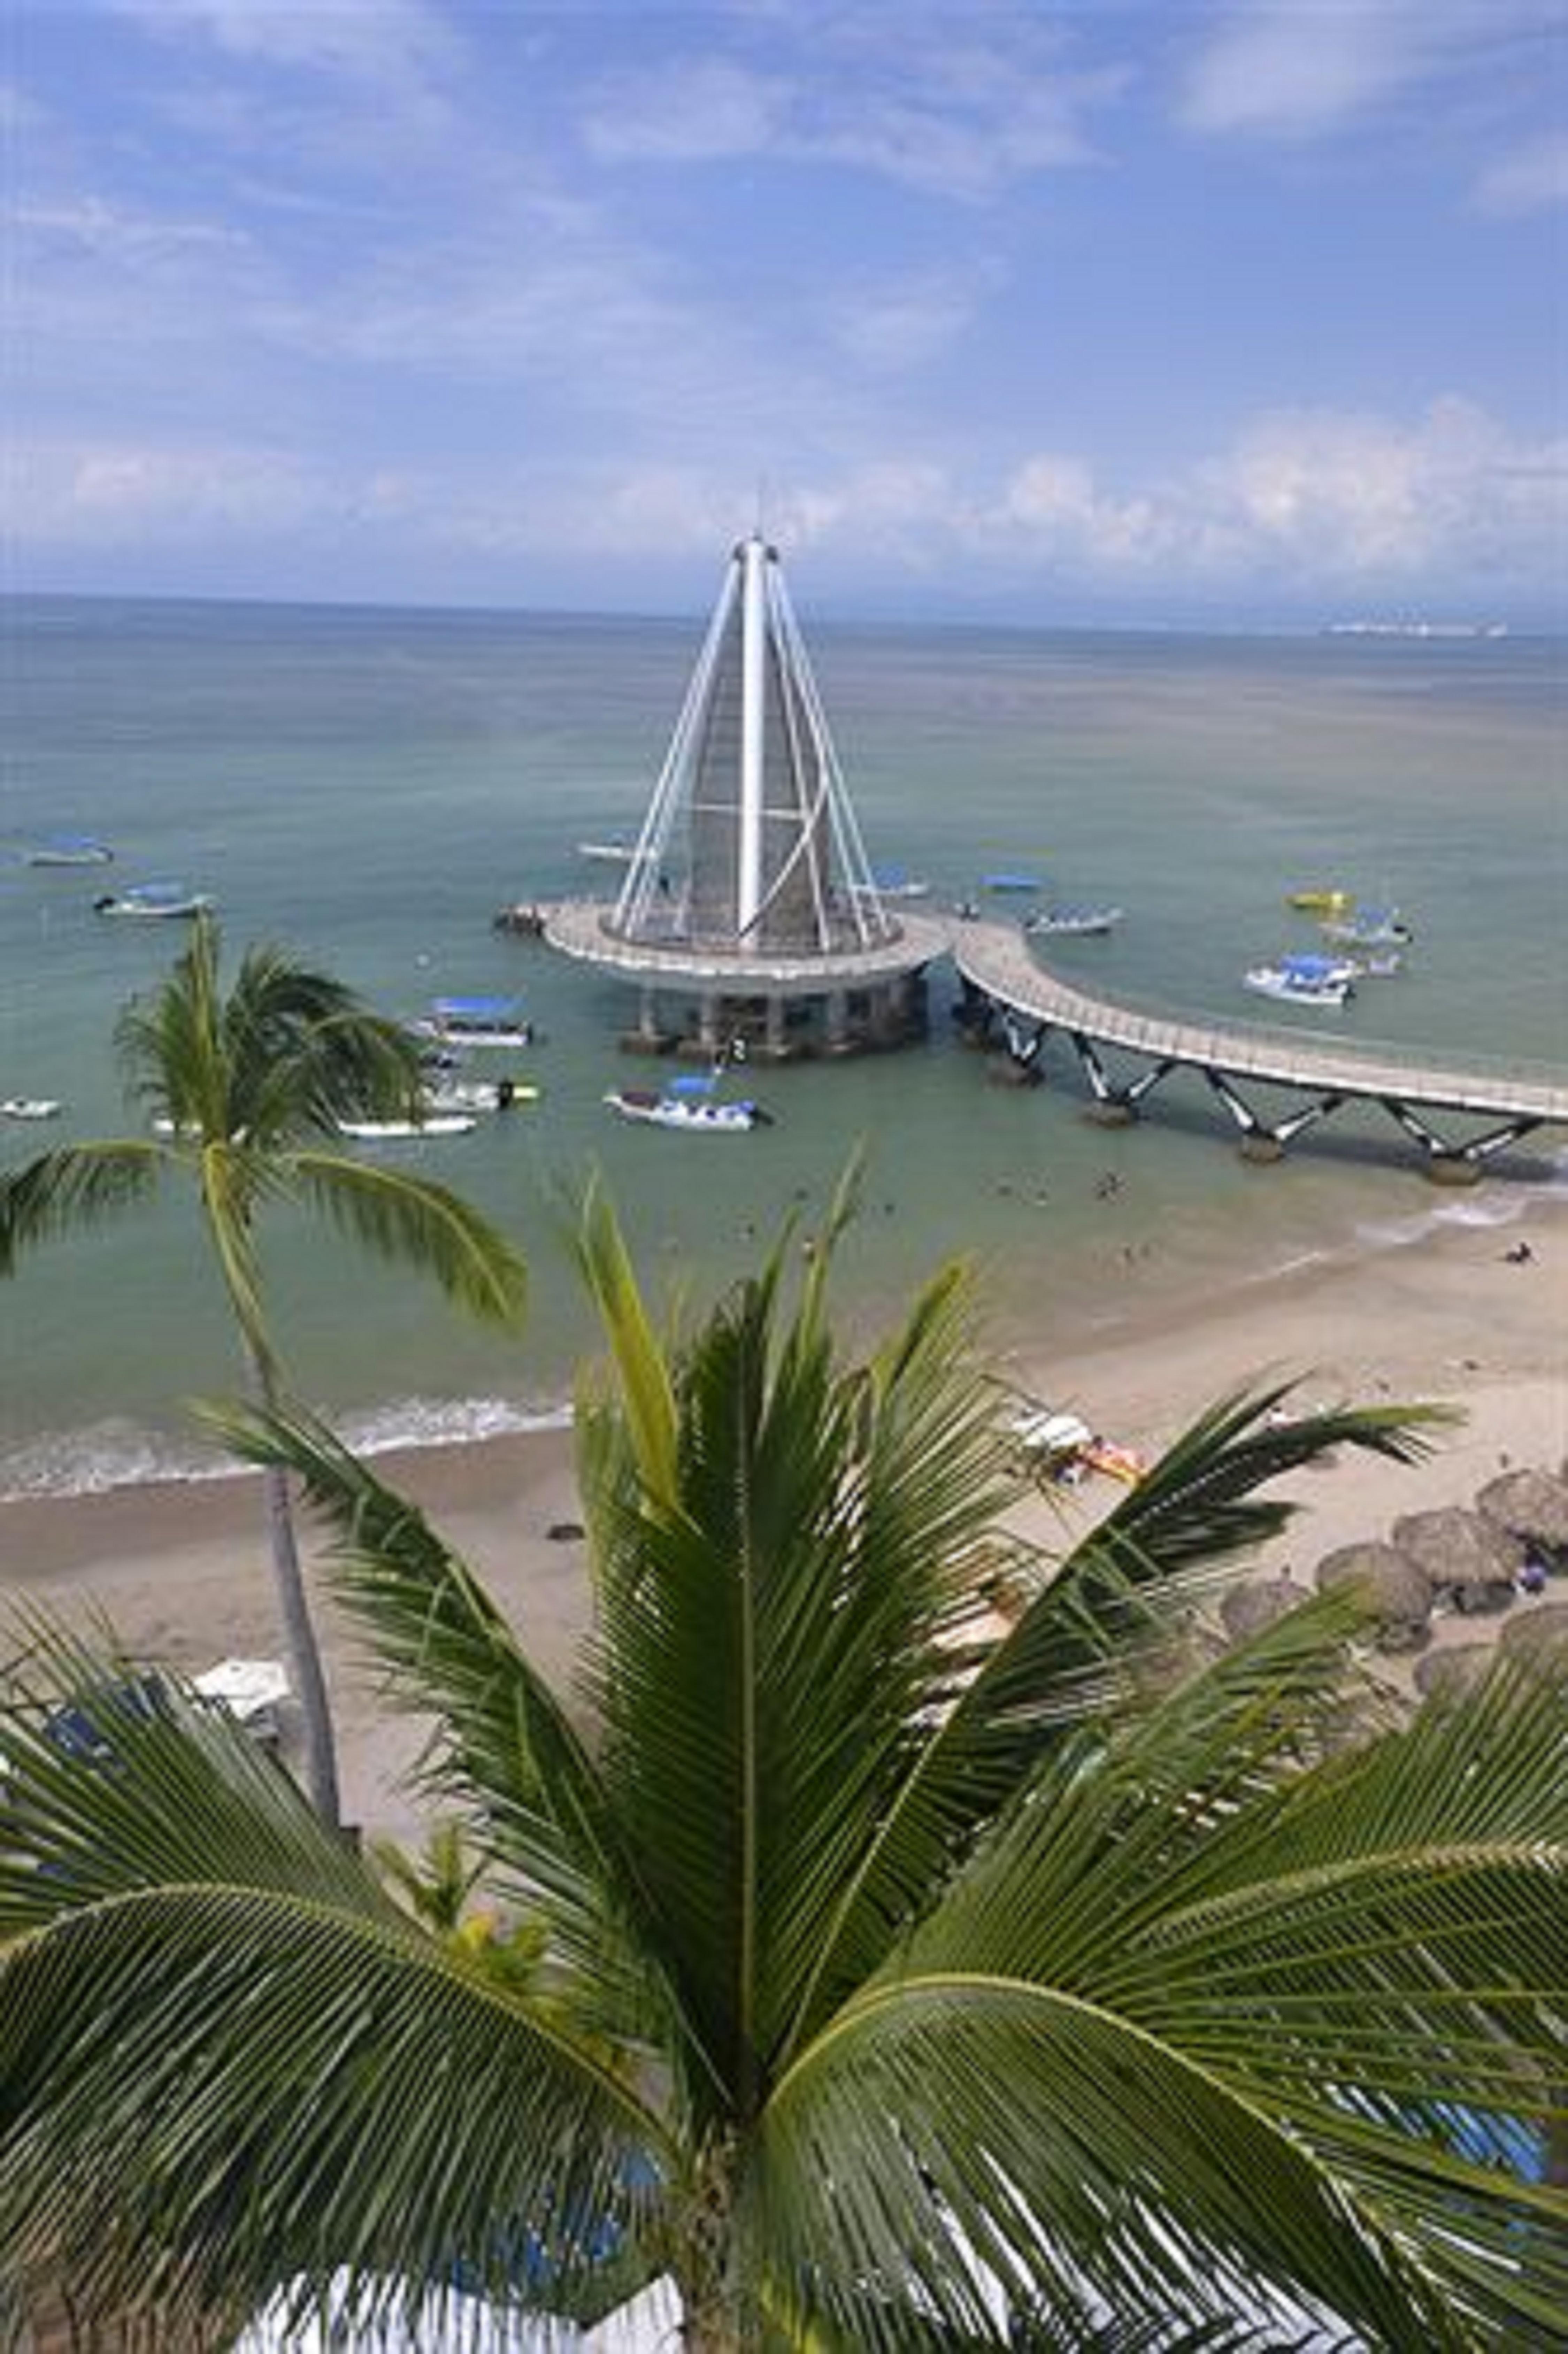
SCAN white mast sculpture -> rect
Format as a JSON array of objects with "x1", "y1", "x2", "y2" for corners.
[{"x1": 609, "y1": 535, "x2": 895, "y2": 955}]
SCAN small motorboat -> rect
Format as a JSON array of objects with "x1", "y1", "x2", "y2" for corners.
[
  {"x1": 338, "y1": 1113, "x2": 478, "y2": 1140},
  {"x1": 22, "y1": 835, "x2": 114, "y2": 868},
  {"x1": 422, "y1": 1076, "x2": 540, "y2": 1114},
  {"x1": 605, "y1": 1082, "x2": 771, "y2": 1133},
  {"x1": 980, "y1": 872, "x2": 1045, "y2": 894},
  {"x1": 94, "y1": 882, "x2": 213, "y2": 919},
  {"x1": 409, "y1": 995, "x2": 533, "y2": 1049},
  {"x1": 1243, "y1": 953, "x2": 1357, "y2": 1009},
  {"x1": 577, "y1": 839, "x2": 638, "y2": 864},
  {"x1": 1286, "y1": 887, "x2": 1354, "y2": 914},
  {"x1": 1024, "y1": 905, "x2": 1124, "y2": 937},
  {"x1": 851, "y1": 867, "x2": 931, "y2": 902},
  {"x1": 1320, "y1": 905, "x2": 1413, "y2": 949},
  {"x1": 492, "y1": 902, "x2": 547, "y2": 936},
  {"x1": 1, "y1": 1096, "x2": 62, "y2": 1121}
]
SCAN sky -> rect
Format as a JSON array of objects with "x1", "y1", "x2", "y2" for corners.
[{"x1": 4, "y1": 0, "x2": 1566, "y2": 625}]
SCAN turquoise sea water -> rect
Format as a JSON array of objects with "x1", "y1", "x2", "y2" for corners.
[{"x1": 1, "y1": 596, "x2": 1564, "y2": 1497}]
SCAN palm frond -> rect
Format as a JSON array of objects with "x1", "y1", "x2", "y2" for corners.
[
  {"x1": 200, "y1": 1394, "x2": 718, "y2": 2080},
  {"x1": 290, "y1": 1149, "x2": 526, "y2": 1327},
  {"x1": 1090, "y1": 1381, "x2": 1451, "y2": 1580},
  {"x1": 764, "y1": 1970, "x2": 1458, "y2": 2353},
  {"x1": 0, "y1": 1140, "x2": 168, "y2": 1276},
  {"x1": 571, "y1": 1177, "x2": 678, "y2": 1510},
  {"x1": 779, "y1": 1383, "x2": 1447, "y2": 2046},
  {"x1": 1, "y1": 1883, "x2": 667, "y2": 2338},
  {"x1": 0, "y1": 1616, "x2": 397, "y2": 1930},
  {"x1": 856, "y1": 1627, "x2": 1568, "y2": 2347},
  {"x1": 578, "y1": 1237, "x2": 1021, "y2": 2105}
]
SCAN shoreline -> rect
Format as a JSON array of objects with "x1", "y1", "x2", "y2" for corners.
[{"x1": 3, "y1": 1206, "x2": 1563, "y2": 1838}]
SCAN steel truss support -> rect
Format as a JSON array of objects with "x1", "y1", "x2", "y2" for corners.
[
  {"x1": 1205, "y1": 1072, "x2": 1346, "y2": 1156},
  {"x1": 1381, "y1": 1100, "x2": 1542, "y2": 1180}
]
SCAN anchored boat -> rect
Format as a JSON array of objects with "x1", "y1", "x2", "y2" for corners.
[
  {"x1": 605, "y1": 1069, "x2": 772, "y2": 1132},
  {"x1": 1025, "y1": 905, "x2": 1123, "y2": 938},
  {"x1": 1320, "y1": 905, "x2": 1413, "y2": 949},
  {"x1": 338, "y1": 1113, "x2": 479, "y2": 1140},
  {"x1": 1243, "y1": 953, "x2": 1357, "y2": 1009},
  {"x1": 93, "y1": 882, "x2": 213, "y2": 919},
  {"x1": 22, "y1": 835, "x2": 113, "y2": 868},
  {"x1": 410, "y1": 995, "x2": 533, "y2": 1049}
]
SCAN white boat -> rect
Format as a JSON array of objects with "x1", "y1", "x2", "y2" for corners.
[
  {"x1": 409, "y1": 995, "x2": 533, "y2": 1049},
  {"x1": 1, "y1": 1096, "x2": 62, "y2": 1121},
  {"x1": 1243, "y1": 953, "x2": 1357, "y2": 1009},
  {"x1": 338, "y1": 1113, "x2": 478, "y2": 1140},
  {"x1": 422, "y1": 1076, "x2": 539, "y2": 1114},
  {"x1": 22, "y1": 835, "x2": 113, "y2": 868},
  {"x1": 1025, "y1": 905, "x2": 1123, "y2": 937},
  {"x1": 94, "y1": 882, "x2": 213, "y2": 920},
  {"x1": 604, "y1": 1085, "x2": 771, "y2": 1133},
  {"x1": 577, "y1": 839, "x2": 638, "y2": 864},
  {"x1": 850, "y1": 867, "x2": 931, "y2": 902},
  {"x1": 1320, "y1": 905, "x2": 1412, "y2": 949}
]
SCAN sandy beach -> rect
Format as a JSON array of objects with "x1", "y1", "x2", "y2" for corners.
[{"x1": 3, "y1": 1205, "x2": 1563, "y2": 1842}]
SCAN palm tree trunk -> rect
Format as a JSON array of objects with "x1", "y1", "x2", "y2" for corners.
[
  {"x1": 246, "y1": 1344, "x2": 341, "y2": 1828},
  {"x1": 263, "y1": 1456, "x2": 341, "y2": 1829}
]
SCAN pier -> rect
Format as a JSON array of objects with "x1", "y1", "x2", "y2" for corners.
[{"x1": 948, "y1": 918, "x2": 1568, "y2": 1182}]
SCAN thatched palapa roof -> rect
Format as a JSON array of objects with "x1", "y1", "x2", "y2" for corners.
[
  {"x1": 1314, "y1": 1542, "x2": 1432, "y2": 1652},
  {"x1": 1476, "y1": 1467, "x2": 1568, "y2": 1554},
  {"x1": 1390, "y1": 1506, "x2": 1521, "y2": 1610}
]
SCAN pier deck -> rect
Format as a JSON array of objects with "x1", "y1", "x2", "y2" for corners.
[{"x1": 948, "y1": 919, "x2": 1568, "y2": 1176}]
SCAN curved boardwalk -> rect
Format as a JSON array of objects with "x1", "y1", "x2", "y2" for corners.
[{"x1": 948, "y1": 919, "x2": 1568, "y2": 1177}]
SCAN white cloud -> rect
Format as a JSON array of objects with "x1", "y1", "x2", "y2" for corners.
[
  {"x1": 1473, "y1": 132, "x2": 1568, "y2": 214},
  {"x1": 11, "y1": 404, "x2": 1563, "y2": 616},
  {"x1": 583, "y1": 59, "x2": 790, "y2": 164},
  {"x1": 12, "y1": 438, "x2": 327, "y2": 540},
  {"x1": 1177, "y1": 2, "x2": 1437, "y2": 139},
  {"x1": 1200, "y1": 397, "x2": 1565, "y2": 578},
  {"x1": 102, "y1": 0, "x2": 459, "y2": 85},
  {"x1": 581, "y1": 28, "x2": 1122, "y2": 200},
  {"x1": 824, "y1": 269, "x2": 990, "y2": 371}
]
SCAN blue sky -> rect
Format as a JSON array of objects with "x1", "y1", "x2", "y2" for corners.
[{"x1": 6, "y1": 0, "x2": 1565, "y2": 623}]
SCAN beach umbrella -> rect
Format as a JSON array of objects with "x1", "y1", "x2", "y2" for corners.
[
  {"x1": 1313, "y1": 1542, "x2": 1432, "y2": 1652},
  {"x1": 1476, "y1": 1467, "x2": 1568, "y2": 1567},
  {"x1": 1500, "y1": 1600, "x2": 1568, "y2": 1655},
  {"x1": 1390, "y1": 1506, "x2": 1521, "y2": 1614},
  {"x1": 1413, "y1": 1644, "x2": 1498, "y2": 1701},
  {"x1": 1219, "y1": 1578, "x2": 1302, "y2": 1643}
]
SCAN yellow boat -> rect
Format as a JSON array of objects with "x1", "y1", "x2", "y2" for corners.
[{"x1": 1286, "y1": 888, "x2": 1355, "y2": 914}]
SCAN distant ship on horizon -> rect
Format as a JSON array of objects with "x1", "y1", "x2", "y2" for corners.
[{"x1": 1322, "y1": 618, "x2": 1509, "y2": 640}]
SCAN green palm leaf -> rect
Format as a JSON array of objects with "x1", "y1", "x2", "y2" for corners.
[
  {"x1": 0, "y1": 1140, "x2": 167, "y2": 1274},
  {"x1": 292, "y1": 1149, "x2": 526, "y2": 1328},
  {"x1": 201, "y1": 1394, "x2": 725, "y2": 2091}
]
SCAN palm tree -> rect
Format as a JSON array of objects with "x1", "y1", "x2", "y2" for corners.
[
  {"x1": 1, "y1": 1194, "x2": 1563, "y2": 2348},
  {"x1": 0, "y1": 918, "x2": 526, "y2": 1824}
]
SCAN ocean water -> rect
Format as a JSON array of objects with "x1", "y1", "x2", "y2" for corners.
[{"x1": 1, "y1": 595, "x2": 1564, "y2": 1498}]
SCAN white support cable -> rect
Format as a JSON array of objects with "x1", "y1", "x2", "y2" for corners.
[{"x1": 614, "y1": 564, "x2": 737, "y2": 936}]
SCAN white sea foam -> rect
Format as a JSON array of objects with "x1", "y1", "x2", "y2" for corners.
[{"x1": 0, "y1": 1395, "x2": 573, "y2": 1503}]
